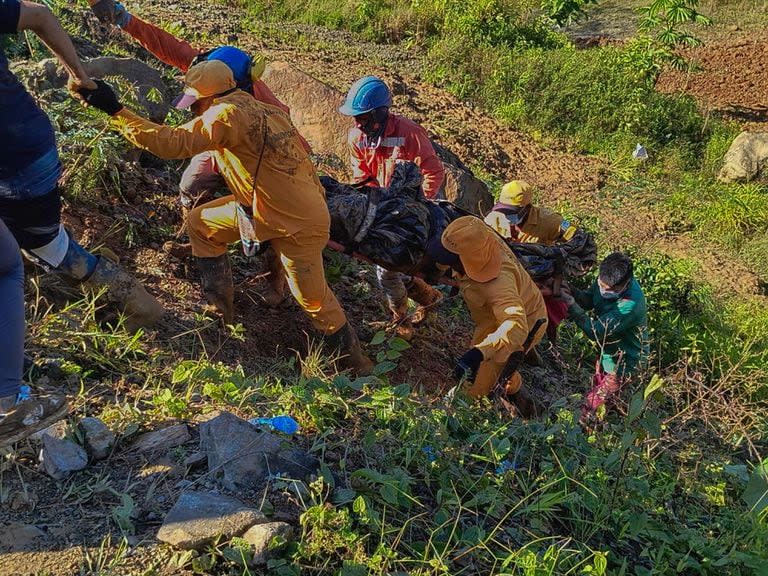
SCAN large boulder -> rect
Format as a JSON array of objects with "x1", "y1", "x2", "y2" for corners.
[
  {"x1": 262, "y1": 62, "x2": 492, "y2": 214},
  {"x1": 718, "y1": 131, "x2": 768, "y2": 183},
  {"x1": 33, "y1": 56, "x2": 171, "y2": 123},
  {"x1": 261, "y1": 62, "x2": 353, "y2": 163}
]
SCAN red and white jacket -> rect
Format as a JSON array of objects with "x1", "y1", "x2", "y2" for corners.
[{"x1": 348, "y1": 114, "x2": 445, "y2": 199}]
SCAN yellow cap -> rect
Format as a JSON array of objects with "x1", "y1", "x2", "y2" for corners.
[
  {"x1": 498, "y1": 180, "x2": 532, "y2": 208},
  {"x1": 441, "y1": 216, "x2": 502, "y2": 283},
  {"x1": 175, "y1": 60, "x2": 236, "y2": 109}
]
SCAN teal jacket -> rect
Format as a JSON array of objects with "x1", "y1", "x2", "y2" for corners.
[{"x1": 569, "y1": 278, "x2": 649, "y2": 376}]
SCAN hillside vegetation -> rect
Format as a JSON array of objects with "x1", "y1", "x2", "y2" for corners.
[{"x1": 1, "y1": 0, "x2": 767, "y2": 574}]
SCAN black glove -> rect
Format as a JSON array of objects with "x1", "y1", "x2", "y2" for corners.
[
  {"x1": 454, "y1": 347, "x2": 483, "y2": 381},
  {"x1": 79, "y1": 79, "x2": 123, "y2": 116},
  {"x1": 90, "y1": 0, "x2": 117, "y2": 24}
]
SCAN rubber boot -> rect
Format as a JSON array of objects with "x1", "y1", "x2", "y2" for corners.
[
  {"x1": 260, "y1": 246, "x2": 287, "y2": 308},
  {"x1": 502, "y1": 373, "x2": 542, "y2": 419},
  {"x1": 406, "y1": 277, "x2": 443, "y2": 325},
  {"x1": 0, "y1": 391, "x2": 68, "y2": 449},
  {"x1": 83, "y1": 256, "x2": 164, "y2": 331},
  {"x1": 324, "y1": 323, "x2": 374, "y2": 376},
  {"x1": 196, "y1": 255, "x2": 234, "y2": 324},
  {"x1": 525, "y1": 346, "x2": 543, "y2": 367},
  {"x1": 162, "y1": 240, "x2": 192, "y2": 261},
  {"x1": 507, "y1": 386, "x2": 541, "y2": 419}
]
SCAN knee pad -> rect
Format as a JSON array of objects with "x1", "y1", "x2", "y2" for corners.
[{"x1": 25, "y1": 224, "x2": 69, "y2": 268}]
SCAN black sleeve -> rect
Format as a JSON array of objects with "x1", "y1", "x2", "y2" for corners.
[{"x1": 0, "y1": 0, "x2": 22, "y2": 34}]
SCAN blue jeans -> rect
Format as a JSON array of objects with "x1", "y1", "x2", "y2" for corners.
[{"x1": 0, "y1": 218, "x2": 24, "y2": 398}]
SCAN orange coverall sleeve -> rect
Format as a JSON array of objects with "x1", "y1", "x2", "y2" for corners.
[
  {"x1": 405, "y1": 128, "x2": 445, "y2": 199},
  {"x1": 470, "y1": 279, "x2": 530, "y2": 364},
  {"x1": 111, "y1": 106, "x2": 236, "y2": 161},
  {"x1": 122, "y1": 14, "x2": 199, "y2": 72}
]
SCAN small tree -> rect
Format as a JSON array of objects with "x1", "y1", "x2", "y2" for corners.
[
  {"x1": 540, "y1": 0, "x2": 599, "y2": 26},
  {"x1": 626, "y1": 0, "x2": 712, "y2": 86}
]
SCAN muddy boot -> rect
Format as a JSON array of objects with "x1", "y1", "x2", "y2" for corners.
[
  {"x1": 260, "y1": 246, "x2": 287, "y2": 308},
  {"x1": 324, "y1": 323, "x2": 374, "y2": 376},
  {"x1": 0, "y1": 388, "x2": 68, "y2": 449},
  {"x1": 196, "y1": 255, "x2": 234, "y2": 325},
  {"x1": 162, "y1": 240, "x2": 192, "y2": 261},
  {"x1": 507, "y1": 386, "x2": 542, "y2": 419},
  {"x1": 525, "y1": 347, "x2": 543, "y2": 367},
  {"x1": 406, "y1": 277, "x2": 442, "y2": 326},
  {"x1": 83, "y1": 256, "x2": 165, "y2": 331}
]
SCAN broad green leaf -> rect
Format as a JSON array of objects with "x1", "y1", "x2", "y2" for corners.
[
  {"x1": 386, "y1": 349, "x2": 402, "y2": 360},
  {"x1": 380, "y1": 483, "x2": 400, "y2": 505},
  {"x1": 389, "y1": 337, "x2": 411, "y2": 351},
  {"x1": 393, "y1": 383, "x2": 411, "y2": 397},
  {"x1": 373, "y1": 361, "x2": 398, "y2": 376},
  {"x1": 332, "y1": 488, "x2": 357, "y2": 505},
  {"x1": 742, "y1": 462, "x2": 768, "y2": 515},
  {"x1": 643, "y1": 374, "x2": 664, "y2": 400},
  {"x1": 370, "y1": 331, "x2": 387, "y2": 346},
  {"x1": 627, "y1": 392, "x2": 644, "y2": 422}
]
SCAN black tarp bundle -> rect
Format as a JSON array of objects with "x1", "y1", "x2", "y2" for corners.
[
  {"x1": 321, "y1": 162, "x2": 461, "y2": 274},
  {"x1": 321, "y1": 162, "x2": 595, "y2": 281}
]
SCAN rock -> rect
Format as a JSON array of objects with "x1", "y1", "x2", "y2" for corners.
[
  {"x1": 262, "y1": 62, "x2": 492, "y2": 214},
  {"x1": 262, "y1": 62, "x2": 353, "y2": 163},
  {"x1": 132, "y1": 424, "x2": 191, "y2": 454},
  {"x1": 199, "y1": 412, "x2": 318, "y2": 491},
  {"x1": 0, "y1": 523, "x2": 46, "y2": 553},
  {"x1": 718, "y1": 131, "x2": 768, "y2": 183},
  {"x1": 183, "y1": 451, "x2": 208, "y2": 468},
  {"x1": 200, "y1": 412, "x2": 281, "y2": 491},
  {"x1": 77, "y1": 417, "x2": 115, "y2": 460},
  {"x1": 242, "y1": 522, "x2": 293, "y2": 565},
  {"x1": 39, "y1": 424, "x2": 87, "y2": 480},
  {"x1": 32, "y1": 57, "x2": 171, "y2": 122},
  {"x1": 275, "y1": 448, "x2": 321, "y2": 482},
  {"x1": 157, "y1": 491, "x2": 266, "y2": 550}
]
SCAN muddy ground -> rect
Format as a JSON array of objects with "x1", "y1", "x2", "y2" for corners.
[{"x1": 1, "y1": 0, "x2": 767, "y2": 573}]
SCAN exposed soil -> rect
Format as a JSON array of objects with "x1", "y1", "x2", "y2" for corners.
[
  {"x1": 3, "y1": 1, "x2": 768, "y2": 573},
  {"x1": 657, "y1": 31, "x2": 768, "y2": 129}
]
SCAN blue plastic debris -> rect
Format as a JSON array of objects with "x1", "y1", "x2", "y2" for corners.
[
  {"x1": 495, "y1": 459, "x2": 517, "y2": 475},
  {"x1": 248, "y1": 415, "x2": 300, "y2": 435},
  {"x1": 423, "y1": 446, "x2": 438, "y2": 463}
]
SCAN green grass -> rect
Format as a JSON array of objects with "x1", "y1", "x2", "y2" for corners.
[{"x1": 20, "y1": 289, "x2": 768, "y2": 575}]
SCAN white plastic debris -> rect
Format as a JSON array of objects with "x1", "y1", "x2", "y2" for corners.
[{"x1": 632, "y1": 143, "x2": 648, "y2": 161}]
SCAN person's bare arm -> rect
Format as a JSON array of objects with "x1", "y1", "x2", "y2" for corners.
[{"x1": 16, "y1": 1, "x2": 96, "y2": 89}]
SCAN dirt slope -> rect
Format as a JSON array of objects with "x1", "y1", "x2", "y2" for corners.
[
  {"x1": 657, "y1": 31, "x2": 768, "y2": 128},
  {"x1": 124, "y1": 0, "x2": 765, "y2": 299}
]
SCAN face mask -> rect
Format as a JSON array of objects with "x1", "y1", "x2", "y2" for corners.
[
  {"x1": 599, "y1": 287, "x2": 622, "y2": 300},
  {"x1": 500, "y1": 205, "x2": 528, "y2": 226}
]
